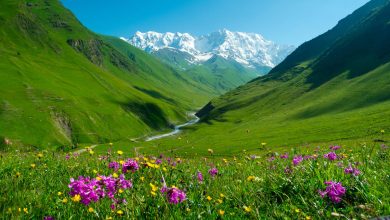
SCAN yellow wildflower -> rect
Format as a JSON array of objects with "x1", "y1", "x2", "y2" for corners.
[
  {"x1": 261, "y1": 142, "x2": 267, "y2": 146},
  {"x1": 118, "y1": 189, "x2": 124, "y2": 194},
  {"x1": 18, "y1": 208, "x2": 21, "y2": 212},
  {"x1": 208, "y1": 149, "x2": 214, "y2": 154},
  {"x1": 89, "y1": 150, "x2": 94, "y2": 155},
  {"x1": 72, "y1": 194, "x2": 81, "y2": 203},
  {"x1": 186, "y1": 208, "x2": 191, "y2": 212},
  {"x1": 150, "y1": 183, "x2": 158, "y2": 192},
  {"x1": 243, "y1": 206, "x2": 252, "y2": 213},
  {"x1": 112, "y1": 173, "x2": 119, "y2": 178},
  {"x1": 109, "y1": 142, "x2": 113, "y2": 146},
  {"x1": 62, "y1": 198, "x2": 68, "y2": 203},
  {"x1": 96, "y1": 176, "x2": 102, "y2": 181},
  {"x1": 151, "y1": 191, "x2": 157, "y2": 196},
  {"x1": 206, "y1": 196, "x2": 212, "y2": 201},
  {"x1": 16, "y1": 172, "x2": 21, "y2": 177},
  {"x1": 220, "y1": 193, "x2": 225, "y2": 198},
  {"x1": 217, "y1": 199, "x2": 223, "y2": 204},
  {"x1": 247, "y1": 176, "x2": 256, "y2": 181},
  {"x1": 222, "y1": 158, "x2": 228, "y2": 163},
  {"x1": 295, "y1": 209, "x2": 300, "y2": 213},
  {"x1": 381, "y1": 129, "x2": 385, "y2": 134},
  {"x1": 88, "y1": 207, "x2": 94, "y2": 213},
  {"x1": 116, "y1": 210, "x2": 124, "y2": 215},
  {"x1": 119, "y1": 160, "x2": 125, "y2": 165},
  {"x1": 162, "y1": 167, "x2": 167, "y2": 172},
  {"x1": 30, "y1": 164, "x2": 36, "y2": 169},
  {"x1": 117, "y1": 150, "x2": 123, "y2": 155},
  {"x1": 93, "y1": 169, "x2": 98, "y2": 174},
  {"x1": 37, "y1": 153, "x2": 44, "y2": 158},
  {"x1": 146, "y1": 162, "x2": 159, "y2": 169},
  {"x1": 23, "y1": 208, "x2": 28, "y2": 214},
  {"x1": 58, "y1": 192, "x2": 63, "y2": 196},
  {"x1": 219, "y1": 209, "x2": 225, "y2": 216},
  {"x1": 306, "y1": 216, "x2": 312, "y2": 220},
  {"x1": 140, "y1": 176, "x2": 145, "y2": 181}
]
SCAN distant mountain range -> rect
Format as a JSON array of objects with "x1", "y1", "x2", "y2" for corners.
[
  {"x1": 192, "y1": 0, "x2": 390, "y2": 150},
  {"x1": 121, "y1": 29, "x2": 295, "y2": 74}
]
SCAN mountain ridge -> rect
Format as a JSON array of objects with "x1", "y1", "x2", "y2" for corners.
[
  {"x1": 0, "y1": 0, "x2": 224, "y2": 147},
  {"x1": 158, "y1": 0, "x2": 390, "y2": 152},
  {"x1": 122, "y1": 29, "x2": 295, "y2": 71}
]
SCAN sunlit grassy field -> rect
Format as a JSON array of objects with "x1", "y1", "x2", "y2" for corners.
[{"x1": 1, "y1": 140, "x2": 389, "y2": 219}]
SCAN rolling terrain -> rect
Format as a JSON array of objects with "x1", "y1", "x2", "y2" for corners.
[
  {"x1": 142, "y1": 0, "x2": 390, "y2": 154},
  {"x1": 0, "y1": 0, "x2": 225, "y2": 148}
]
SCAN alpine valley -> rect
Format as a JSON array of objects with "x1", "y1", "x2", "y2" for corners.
[
  {"x1": 121, "y1": 30, "x2": 294, "y2": 93},
  {"x1": 147, "y1": 0, "x2": 390, "y2": 154},
  {"x1": 1, "y1": 0, "x2": 390, "y2": 219},
  {"x1": 0, "y1": 0, "x2": 241, "y2": 147}
]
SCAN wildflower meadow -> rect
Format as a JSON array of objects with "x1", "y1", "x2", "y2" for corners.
[{"x1": 0, "y1": 143, "x2": 389, "y2": 219}]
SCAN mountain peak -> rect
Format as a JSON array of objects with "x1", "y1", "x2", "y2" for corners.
[{"x1": 122, "y1": 30, "x2": 295, "y2": 68}]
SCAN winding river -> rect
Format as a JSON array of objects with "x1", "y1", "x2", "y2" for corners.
[{"x1": 145, "y1": 114, "x2": 200, "y2": 141}]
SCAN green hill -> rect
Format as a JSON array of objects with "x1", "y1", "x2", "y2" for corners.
[
  {"x1": 145, "y1": 0, "x2": 390, "y2": 153},
  {"x1": 153, "y1": 49, "x2": 260, "y2": 94},
  {"x1": 0, "y1": 0, "x2": 220, "y2": 148},
  {"x1": 181, "y1": 55, "x2": 260, "y2": 94}
]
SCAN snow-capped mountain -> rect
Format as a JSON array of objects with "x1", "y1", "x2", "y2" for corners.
[{"x1": 121, "y1": 29, "x2": 295, "y2": 69}]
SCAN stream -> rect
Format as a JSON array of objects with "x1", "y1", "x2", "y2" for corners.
[{"x1": 145, "y1": 114, "x2": 200, "y2": 141}]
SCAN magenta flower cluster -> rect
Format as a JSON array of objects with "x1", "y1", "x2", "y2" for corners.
[
  {"x1": 292, "y1": 155, "x2": 303, "y2": 166},
  {"x1": 318, "y1": 181, "x2": 346, "y2": 203},
  {"x1": 344, "y1": 164, "x2": 361, "y2": 176},
  {"x1": 280, "y1": 153, "x2": 289, "y2": 159},
  {"x1": 122, "y1": 159, "x2": 139, "y2": 173},
  {"x1": 324, "y1": 152, "x2": 338, "y2": 161},
  {"x1": 68, "y1": 174, "x2": 132, "y2": 206},
  {"x1": 197, "y1": 171, "x2": 204, "y2": 182},
  {"x1": 329, "y1": 145, "x2": 341, "y2": 151},
  {"x1": 108, "y1": 161, "x2": 120, "y2": 172},
  {"x1": 208, "y1": 167, "x2": 218, "y2": 177},
  {"x1": 161, "y1": 186, "x2": 186, "y2": 204}
]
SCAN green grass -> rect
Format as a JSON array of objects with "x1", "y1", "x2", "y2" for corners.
[
  {"x1": 153, "y1": 49, "x2": 261, "y2": 94},
  {"x1": 0, "y1": 0, "x2": 228, "y2": 148},
  {"x1": 136, "y1": 64, "x2": 390, "y2": 154},
  {"x1": 0, "y1": 143, "x2": 389, "y2": 219},
  {"x1": 147, "y1": 0, "x2": 390, "y2": 154}
]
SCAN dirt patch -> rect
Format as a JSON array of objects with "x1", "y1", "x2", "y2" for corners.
[
  {"x1": 51, "y1": 111, "x2": 73, "y2": 143},
  {"x1": 67, "y1": 39, "x2": 104, "y2": 66}
]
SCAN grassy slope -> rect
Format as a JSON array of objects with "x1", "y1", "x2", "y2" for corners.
[
  {"x1": 137, "y1": 0, "x2": 390, "y2": 154},
  {"x1": 0, "y1": 0, "x2": 217, "y2": 148},
  {"x1": 153, "y1": 49, "x2": 260, "y2": 94},
  {"x1": 183, "y1": 56, "x2": 260, "y2": 94}
]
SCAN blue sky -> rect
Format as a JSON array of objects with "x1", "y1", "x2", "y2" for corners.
[{"x1": 62, "y1": 0, "x2": 369, "y2": 46}]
